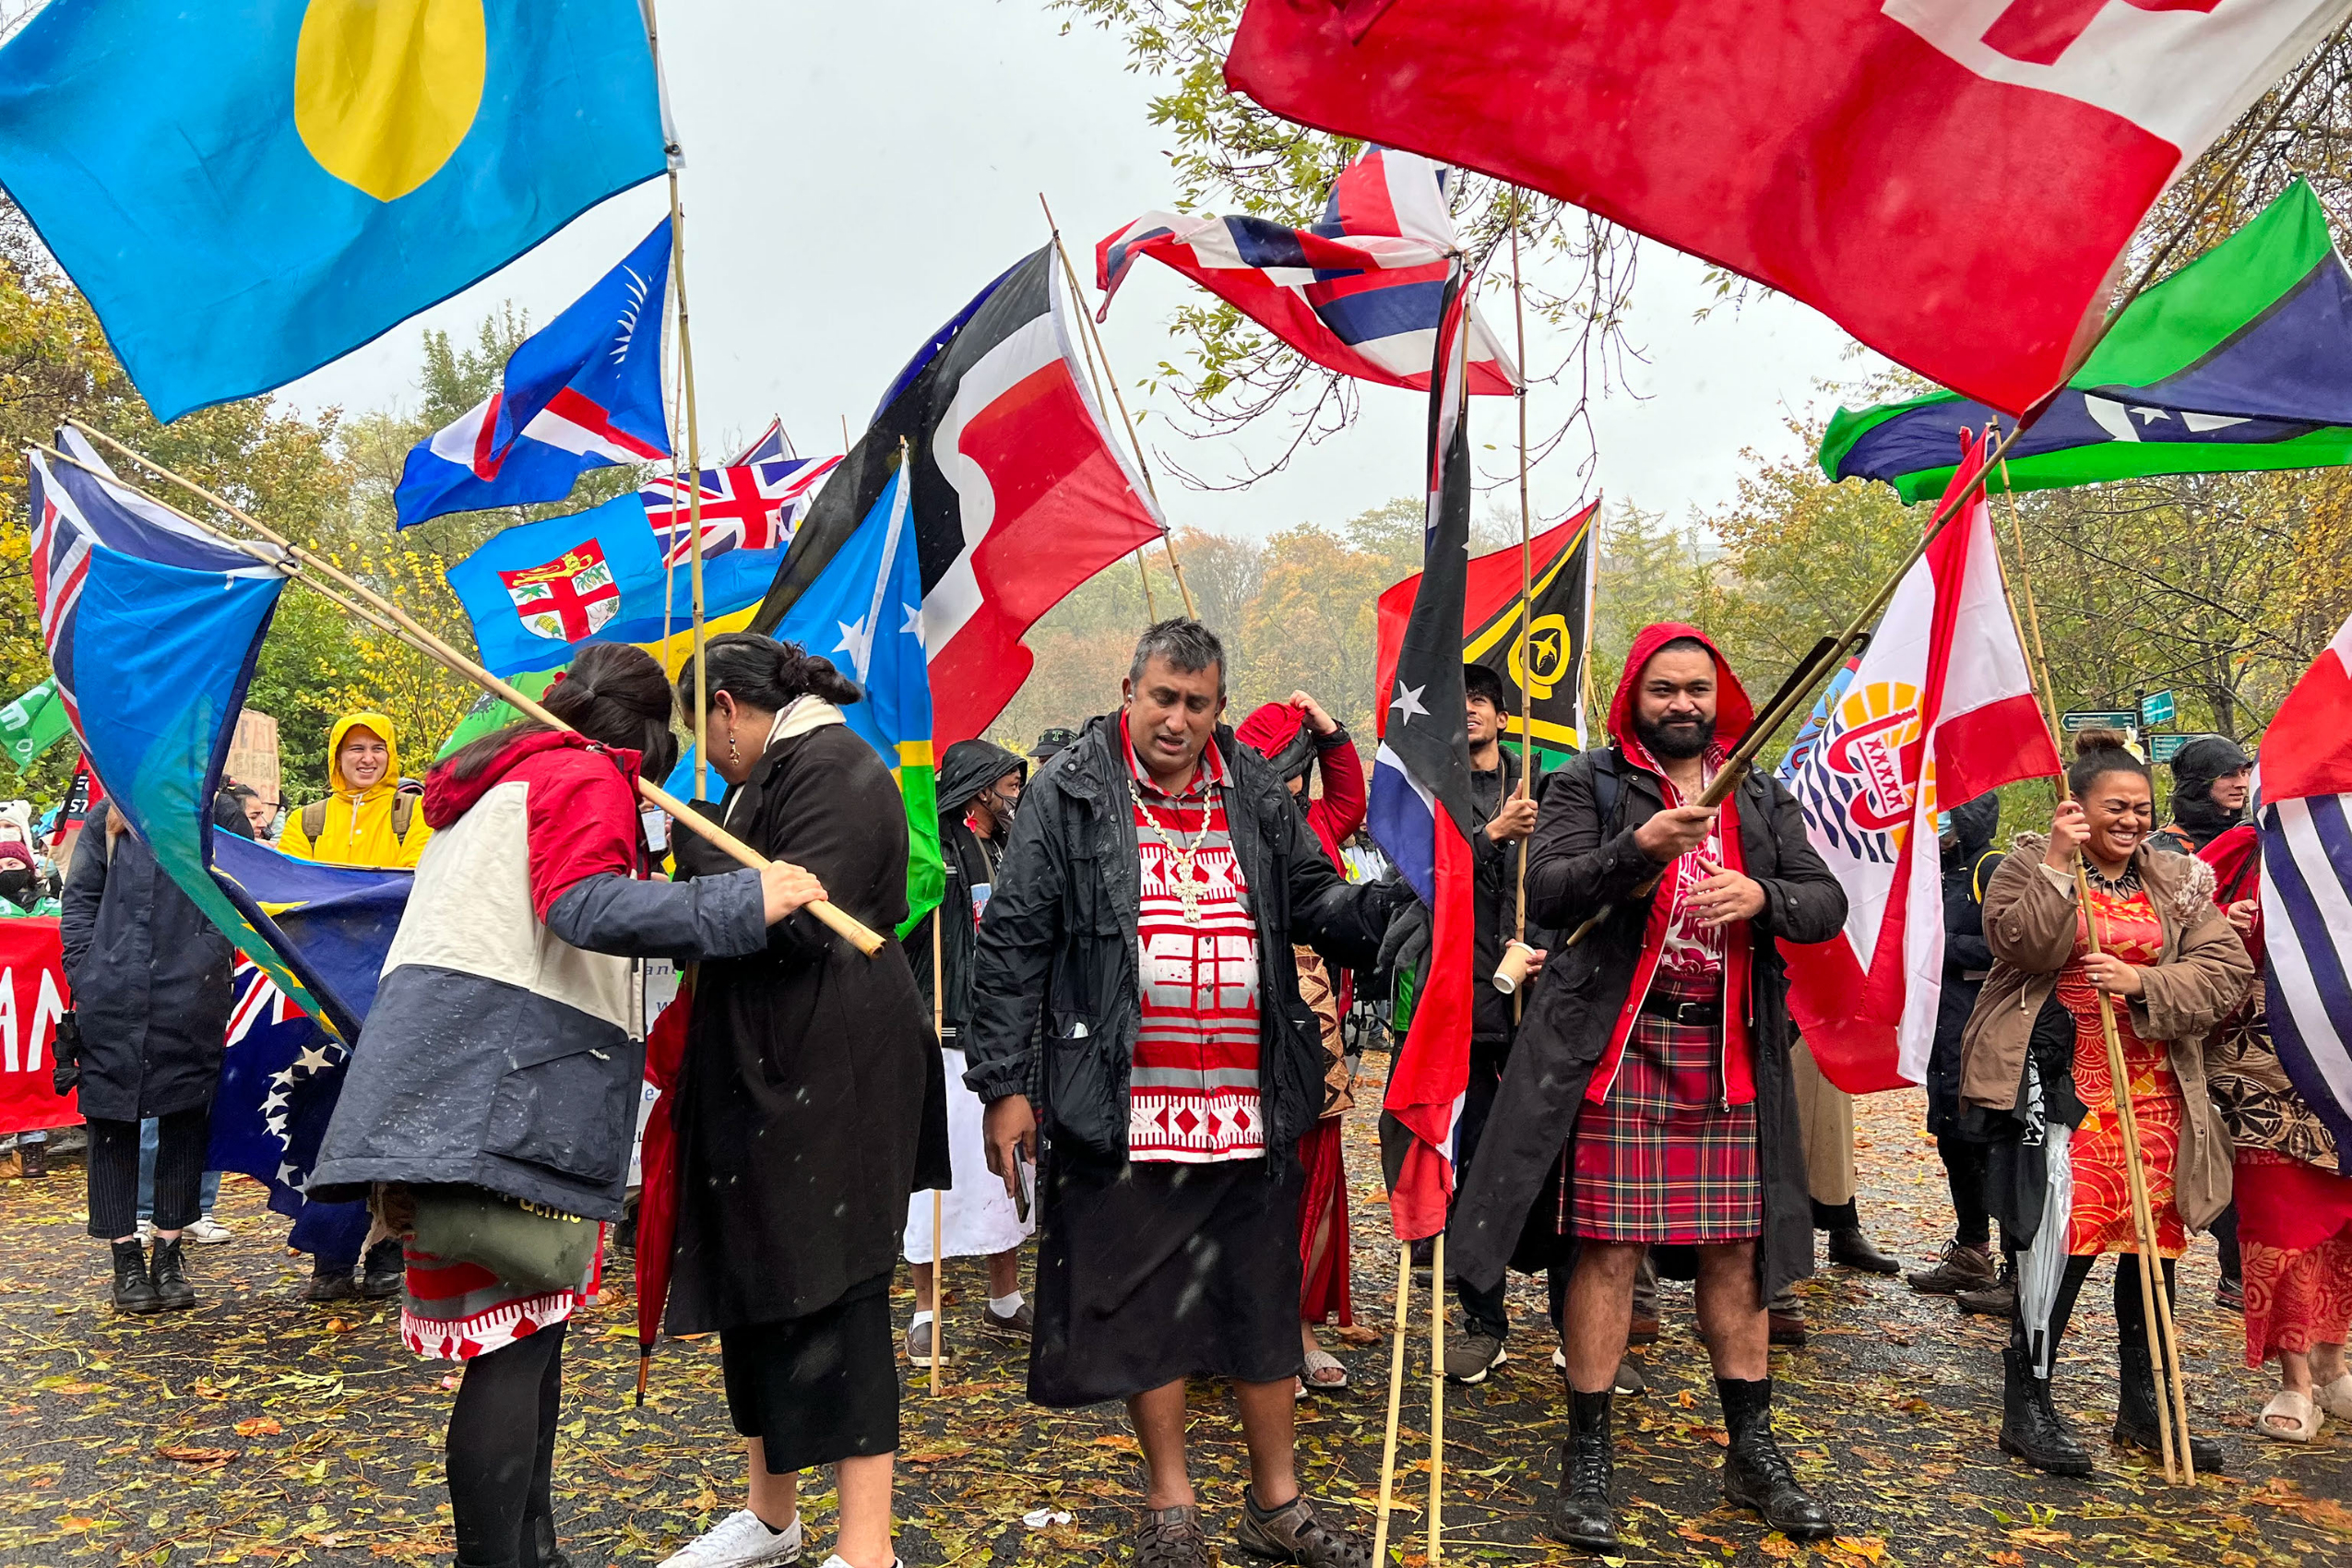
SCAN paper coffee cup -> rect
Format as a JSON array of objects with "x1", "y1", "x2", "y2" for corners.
[{"x1": 1492, "y1": 941, "x2": 1537, "y2": 994}]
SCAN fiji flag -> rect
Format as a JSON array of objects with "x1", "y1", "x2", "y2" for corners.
[
  {"x1": 0, "y1": 1, "x2": 669, "y2": 423},
  {"x1": 1369, "y1": 267, "x2": 1479, "y2": 1242},
  {"x1": 2259, "y1": 609, "x2": 2352, "y2": 1152},
  {"x1": 397, "y1": 220, "x2": 672, "y2": 528},
  {"x1": 770, "y1": 462, "x2": 945, "y2": 934},
  {"x1": 447, "y1": 493, "x2": 667, "y2": 677}
]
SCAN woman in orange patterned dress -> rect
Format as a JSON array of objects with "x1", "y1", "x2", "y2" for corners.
[{"x1": 1958, "y1": 730, "x2": 2253, "y2": 1477}]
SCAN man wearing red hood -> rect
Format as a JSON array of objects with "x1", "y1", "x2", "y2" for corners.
[{"x1": 1448, "y1": 625, "x2": 1847, "y2": 1552}]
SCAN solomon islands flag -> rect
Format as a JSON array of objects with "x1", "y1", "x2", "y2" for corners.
[
  {"x1": 396, "y1": 219, "x2": 672, "y2": 529},
  {"x1": 1369, "y1": 265, "x2": 1479, "y2": 1242},
  {"x1": 2258, "y1": 607, "x2": 2352, "y2": 1152},
  {"x1": 1098, "y1": 146, "x2": 1517, "y2": 397},
  {"x1": 1823, "y1": 181, "x2": 2352, "y2": 502},
  {"x1": 0, "y1": 0, "x2": 667, "y2": 423}
]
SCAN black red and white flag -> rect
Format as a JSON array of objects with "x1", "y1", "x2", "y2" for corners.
[
  {"x1": 753, "y1": 248, "x2": 1167, "y2": 748},
  {"x1": 1370, "y1": 264, "x2": 1479, "y2": 1241}
]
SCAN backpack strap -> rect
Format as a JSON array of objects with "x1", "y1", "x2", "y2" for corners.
[
  {"x1": 392, "y1": 792, "x2": 415, "y2": 840},
  {"x1": 1590, "y1": 747, "x2": 1621, "y2": 832},
  {"x1": 301, "y1": 799, "x2": 327, "y2": 842}
]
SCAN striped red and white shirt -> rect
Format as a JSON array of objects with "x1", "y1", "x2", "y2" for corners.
[{"x1": 1123, "y1": 715, "x2": 1264, "y2": 1163}]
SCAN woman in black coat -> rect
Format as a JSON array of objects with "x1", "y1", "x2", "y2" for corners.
[
  {"x1": 60, "y1": 803, "x2": 237, "y2": 1313},
  {"x1": 664, "y1": 633, "x2": 932, "y2": 1568}
]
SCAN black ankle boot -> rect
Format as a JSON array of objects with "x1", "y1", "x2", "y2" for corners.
[
  {"x1": 2114, "y1": 1339, "x2": 2223, "y2": 1472},
  {"x1": 1717, "y1": 1376, "x2": 1835, "y2": 1539},
  {"x1": 1999, "y1": 1347, "x2": 2092, "y2": 1475},
  {"x1": 1545, "y1": 1387, "x2": 1618, "y2": 1551},
  {"x1": 148, "y1": 1237, "x2": 196, "y2": 1311},
  {"x1": 524, "y1": 1515, "x2": 573, "y2": 1568},
  {"x1": 110, "y1": 1239, "x2": 161, "y2": 1313},
  {"x1": 360, "y1": 1236, "x2": 404, "y2": 1300}
]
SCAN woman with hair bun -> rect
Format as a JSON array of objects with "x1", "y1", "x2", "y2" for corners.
[
  {"x1": 658, "y1": 633, "x2": 932, "y2": 1568},
  {"x1": 311, "y1": 642, "x2": 829, "y2": 1568},
  {"x1": 1957, "y1": 728, "x2": 2253, "y2": 1478}
]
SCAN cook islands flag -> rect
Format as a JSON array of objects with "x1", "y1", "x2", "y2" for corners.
[{"x1": 0, "y1": 0, "x2": 668, "y2": 422}]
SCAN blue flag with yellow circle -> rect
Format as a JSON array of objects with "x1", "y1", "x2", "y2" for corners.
[{"x1": 0, "y1": 0, "x2": 668, "y2": 422}]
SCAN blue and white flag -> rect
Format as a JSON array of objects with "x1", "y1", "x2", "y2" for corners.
[
  {"x1": 396, "y1": 220, "x2": 673, "y2": 529},
  {"x1": 2259, "y1": 610, "x2": 2352, "y2": 1150},
  {"x1": 0, "y1": 0, "x2": 668, "y2": 423},
  {"x1": 207, "y1": 962, "x2": 368, "y2": 1265}
]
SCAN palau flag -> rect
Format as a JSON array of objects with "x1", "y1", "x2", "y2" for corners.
[
  {"x1": 26, "y1": 430, "x2": 409, "y2": 1042},
  {"x1": 0, "y1": 0, "x2": 669, "y2": 422},
  {"x1": 770, "y1": 464, "x2": 945, "y2": 935},
  {"x1": 1823, "y1": 181, "x2": 2352, "y2": 503}
]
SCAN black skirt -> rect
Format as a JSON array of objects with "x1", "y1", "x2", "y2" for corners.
[
  {"x1": 720, "y1": 1272, "x2": 897, "y2": 1472},
  {"x1": 1029, "y1": 1151, "x2": 1303, "y2": 1408}
]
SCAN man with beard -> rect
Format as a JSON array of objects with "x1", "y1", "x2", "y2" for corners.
[
  {"x1": 1447, "y1": 624, "x2": 1847, "y2": 1552},
  {"x1": 2153, "y1": 735, "x2": 2253, "y2": 856},
  {"x1": 902, "y1": 739, "x2": 1036, "y2": 1367}
]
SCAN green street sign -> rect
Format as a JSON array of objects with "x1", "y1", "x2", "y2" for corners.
[
  {"x1": 2140, "y1": 691, "x2": 2178, "y2": 727},
  {"x1": 2151, "y1": 733, "x2": 2191, "y2": 765},
  {"x1": 2061, "y1": 710, "x2": 2136, "y2": 732}
]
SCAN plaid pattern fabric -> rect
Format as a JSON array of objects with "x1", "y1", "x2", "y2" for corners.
[
  {"x1": 1123, "y1": 719, "x2": 1264, "y2": 1163},
  {"x1": 1571, "y1": 972, "x2": 1762, "y2": 1243}
]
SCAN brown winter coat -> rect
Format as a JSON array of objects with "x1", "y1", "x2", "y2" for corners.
[{"x1": 1958, "y1": 836, "x2": 2254, "y2": 1229}]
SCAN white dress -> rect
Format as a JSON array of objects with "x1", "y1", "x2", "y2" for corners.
[{"x1": 903, "y1": 1046, "x2": 1034, "y2": 1262}]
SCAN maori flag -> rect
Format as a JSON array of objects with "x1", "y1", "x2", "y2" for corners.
[{"x1": 1370, "y1": 265, "x2": 1479, "y2": 1241}]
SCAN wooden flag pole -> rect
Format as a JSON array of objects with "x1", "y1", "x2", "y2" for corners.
[
  {"x1": 932, "y1": 911, "x2": 947, "y2": 1397},
  {"x1": 45, "y1": 436, "x2": 885, "y2": 958},
  {"x1": 1038, "y1": 193, "x2": 1198, "y2": 621},
  {"x1": 1990, "y1": 442, "x2": 2192, "y2": 1482},
  {"x1": 1369, "y1": 1243, "x2": 1412, "y2": 1568},
  {"x1": 1429, "y1": 1229, "x2": 1445, "y2": 1565}
]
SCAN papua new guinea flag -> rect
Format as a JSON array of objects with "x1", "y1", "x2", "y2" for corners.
[
  {"x1": 1824, "y1": 181, "x2": 2352, "y2": 502},
  {"x1": 1228, "y1": 0, "x2": 2350, "y2": 418}
]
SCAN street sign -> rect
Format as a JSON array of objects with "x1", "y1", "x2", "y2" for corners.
[
  {"x1": 2061, "y1": 710, "x2": 2137, "y2": 732},
  {"x1": 2140, "y1": 691, "x2": 2178, "y2": 727},
  {"x1": 2151, "y1": 733, "x2": 2191, "y2": 765}
]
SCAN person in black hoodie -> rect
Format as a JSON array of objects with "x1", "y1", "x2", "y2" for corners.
[
  {"x1": 2152, "y1": 735, "x2": 2251, "y2": 855},
  {"x1": 901, "y1": 738, "x2": 1035, "y2": 1367},
  {"x1": 1907, "y1": 792, "x2": 2006, "y2": 1301}
]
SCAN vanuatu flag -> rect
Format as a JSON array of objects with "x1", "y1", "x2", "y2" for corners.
[
  {"x1": 769, "y1": 461, "x2": 944, "y2": 938},
  {"x1": 1823, "y1": 181, "x2": 2352, "y2": 503},
  {"x1": 1374, "y1": 499, "x2": 1597, "y2": 775}
]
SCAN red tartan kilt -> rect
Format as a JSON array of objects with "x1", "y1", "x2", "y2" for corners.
[{"x1": 1572, "y1": 973, "x2": 1762, "y2": 1245}]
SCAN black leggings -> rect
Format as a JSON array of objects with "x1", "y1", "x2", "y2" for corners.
[
  {"x1": 2011, "y1": 1252, "x2": 2180, "y2": 1365},
  {"x1": 446, "y1": 1321, "x2": 565, "y2": 1568},
  {"x1": 86, "y1": 1110, "x2": 208, "y2": 1239},
  {"x1": 1936, "y1": 1134, "x2": 1991, "y2": 1249}
]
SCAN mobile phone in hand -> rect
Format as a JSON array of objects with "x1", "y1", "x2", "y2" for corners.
[{"x1": 1014, "y1": 1151, "x2": 1034, "y2": 1224}]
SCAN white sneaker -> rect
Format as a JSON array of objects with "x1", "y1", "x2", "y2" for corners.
[
  {"x1": 185, "y1": 1216, "x2": 233, "y2": 1245},
  {"x1": 816, "y1": 1558, "x2": 901, "y2": 1568},
  {"x1": 658, "y1": 1509, "x2": 802, "y2": 1567},
  {"x1": 135, "y1": 1219, "x2": 154, "y2": 1245}
]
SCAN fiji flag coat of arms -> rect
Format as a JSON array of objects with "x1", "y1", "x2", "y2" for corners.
[{"x1": 502, "y1": 541, "x2": 622, "y2": 643}]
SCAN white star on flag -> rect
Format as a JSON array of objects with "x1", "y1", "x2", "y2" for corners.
[{"x1": 1390, "y1": 682, "x2": 1429, "y2": 723}]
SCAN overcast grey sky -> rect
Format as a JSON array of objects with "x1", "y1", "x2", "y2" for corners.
[{"x1": 280, "y1": 2, "x2": 1883, "y2": 540}]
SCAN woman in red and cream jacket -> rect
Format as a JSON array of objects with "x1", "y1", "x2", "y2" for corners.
[{"x1": 311, "y1": 644, "x2": 825, "y2": 1568}]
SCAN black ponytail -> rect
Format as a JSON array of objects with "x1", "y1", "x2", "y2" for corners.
[{"x1": 447, "y1": 642, "x2": 679, "y2": 782}]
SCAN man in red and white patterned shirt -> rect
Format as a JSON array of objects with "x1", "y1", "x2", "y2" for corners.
[{"x1": 967, "y1": 621, "x2": 1406, "y2": 1568}]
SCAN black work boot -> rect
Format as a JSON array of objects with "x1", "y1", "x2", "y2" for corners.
[
  {"x1": 1999, "y1": 1347, "x2": 2092, "y2": 1475},
  {"x1": 1717, "y1": 1376, "x2": 1835, "y2": 1539},
  {"x1": 524, "y1": 1514, "x2": 574, "y2": 1568},
  {"x1": 361, "y1": 1237, "x2": 405, "y2": 1299},
  {"x1": 2114, "y1": 1338, "x2": 2223, "y2": 1472},
  {"x1": 1545, "y1": 1387, "x2": 1618, "y2": 1551},
  {"x1": 110, "y1": 1239, "x2": 162, "y2": 1313},
  {"x1": 148, "y1": 1237, "x2": 196, "y2": 1311}
]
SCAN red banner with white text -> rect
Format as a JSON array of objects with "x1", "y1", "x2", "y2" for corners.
[{"x1": 0, "y1": 918, "x2": 77, "y2": 1136}]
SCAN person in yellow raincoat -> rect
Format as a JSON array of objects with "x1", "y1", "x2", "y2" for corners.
[
  {"x1": 278, "y1": 710, "x2": 432, "y2": 870},
  {"x1": 277, "y1": 710, "x2": 432, "y2": 1302}
]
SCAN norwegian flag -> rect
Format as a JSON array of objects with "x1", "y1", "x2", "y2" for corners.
[
  {"x1": 640, "y1": 456, "x2": 841, "y2": 568},
  {"x1": 1371, "y1": 263, "x2": 1480, "y2": 1241},
  {"x1": 1097, "y1": 145, "x2": 1518, "y2": 396},
  {"x1": 2260, "y1": 608, "x2": 2352, "y2": 1149}
]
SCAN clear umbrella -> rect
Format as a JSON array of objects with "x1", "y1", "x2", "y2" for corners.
[{"x1": 2014, "y1": 1057, "x2": 2075, "y2": 1378}]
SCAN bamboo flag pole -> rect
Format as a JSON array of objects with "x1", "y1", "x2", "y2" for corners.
[
  {"x1": 1038, "y1": 194, "x2": 1199, "y2": 621},
  {"x1": 931, "y1": 912, "x2": 947, "y2": 1398},
  {"x1": 1369, "y1": 1243, "x2": 1413, "y2": 1568},
  {"x1": 1036, "y1": 210, "x2": 1158, "y2": 621},
  {"x1": 1990, "y1": 440, "x2": 2192, "y2": 1482},
  {"x1": 50, "y1": 433, "x2": 886, "y2": 958},
  {"x1": 1508, "y1": 189, "x2": 1535, "y2": 1023},
  {"x1": 1428, "y1": 1229, "x2": 1445, "y2": 1565},
  {"x1": 1558, "y1": 416, "x2": 2033, "y2": 951}
]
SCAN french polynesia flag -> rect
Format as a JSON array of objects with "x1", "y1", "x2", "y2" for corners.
[
  {"x1": 1369, "y1": 265, "x2": 1479, "y2": 1241},
  {"x1": 1779, "y1": 430, "x2": 2061, "y2": 1091}
]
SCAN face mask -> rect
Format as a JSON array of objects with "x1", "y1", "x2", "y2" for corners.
[{"x1": 0, "y1": 870, "x2": 33, "y2": 904}]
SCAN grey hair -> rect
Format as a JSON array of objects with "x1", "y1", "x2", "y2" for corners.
[{"x1": 1128, "y1": 618, "x2": 1226, "y2": 696}]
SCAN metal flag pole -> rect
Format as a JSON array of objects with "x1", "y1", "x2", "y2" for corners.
[
  {"x1": 49, "y1": 433, "x2": 888, "y2": 958},
  {"x1": 1509, "y1": 188, "x2": 1535, "y2": 1021},
  {"x1": 1038, "y1": 193, "x2": 1199, "y2": 620},
  {"x1": 932, "y1": 912, "x2": 947, "y2": 1398},
  {"x1": 1429, "y1": 1229, "x2": 1445, "y2": 1564}
]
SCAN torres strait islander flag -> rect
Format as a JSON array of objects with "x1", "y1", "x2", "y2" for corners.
[
  {"x1": 751, "y1": 248, "x2": 1167, "y2": 749},
  {"x1": 1226, "y1": 0, "x2": 2352, "y2": 416},
  {"x1": 395, "y1": 220, "x2": 672, "y2": 528},
  {"x1": 2257, "y1": 609, "x2": 2352, "y2": 1149},
  {"x1": 1779, "y1": 431, "x2": 2061, "y2": 1093},
  {"x1": 1370, "y1": 266, "x2": 1479, "y2": 1241}
]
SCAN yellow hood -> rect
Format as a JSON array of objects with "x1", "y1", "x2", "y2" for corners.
[{"x1": 327, "y1": 710, "x2": 400, "y2": 800}]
